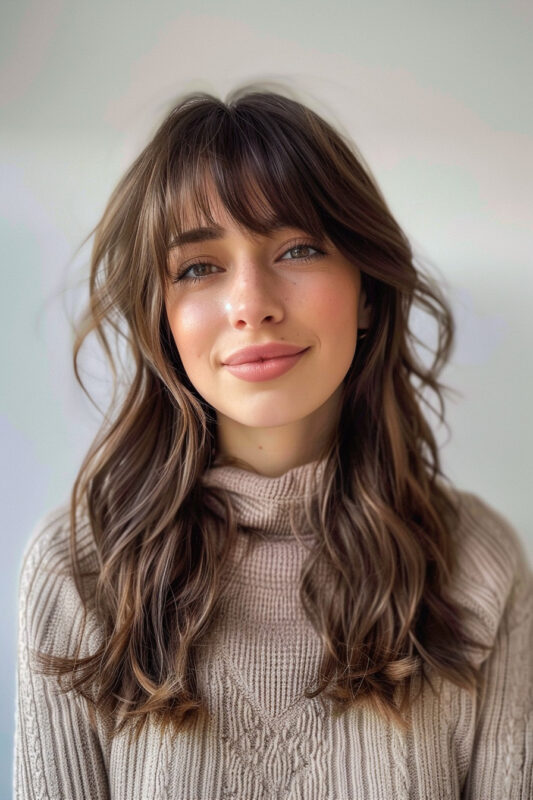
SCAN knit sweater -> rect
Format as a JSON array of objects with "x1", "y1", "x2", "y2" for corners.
[{"x1": 14, "y1": 458, "x2": 533, "y2": 799}]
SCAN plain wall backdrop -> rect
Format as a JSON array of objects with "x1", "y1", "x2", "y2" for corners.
[{"x1": 2, "y1": 0, "x2": 532, "y2": 791}]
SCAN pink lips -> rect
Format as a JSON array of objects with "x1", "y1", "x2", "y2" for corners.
[
  {"x1": 223, "y1": 342, "x2": 308, "y2": 366},
  {"x1": 222, "y1": 343, "x2": 310, "y2": 383}
]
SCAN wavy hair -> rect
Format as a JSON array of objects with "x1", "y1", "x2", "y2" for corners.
[{"x1": 34, "y1": 83, "x2": 491, "y2": 740}]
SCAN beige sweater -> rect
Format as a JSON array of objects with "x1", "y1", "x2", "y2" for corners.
[{"x1": 14, "y1": 458, "x2": 533, "y2": 799}]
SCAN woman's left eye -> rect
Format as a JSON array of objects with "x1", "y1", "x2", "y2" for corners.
[{"x1": 280, "y1": 243, "x2": 323, "y2": 261}]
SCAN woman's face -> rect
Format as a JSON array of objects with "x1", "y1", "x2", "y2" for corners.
[{"x1": 164, "y1": 189, "x2": 371, "y2": 473}]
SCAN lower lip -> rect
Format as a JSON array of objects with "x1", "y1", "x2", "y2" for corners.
[{"x1": 224, "y1": 349, "x2": 309, "y2": 382}]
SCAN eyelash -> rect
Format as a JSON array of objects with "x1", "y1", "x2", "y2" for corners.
[{"x1": 171, "y1": 241, "x2": 326, "y2": 285}]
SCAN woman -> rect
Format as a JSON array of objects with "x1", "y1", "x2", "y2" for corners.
[{"x1": 14, "y1": 85, "x2": 532, "y2": 799}]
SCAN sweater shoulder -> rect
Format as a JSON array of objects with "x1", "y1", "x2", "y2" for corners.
[
  {"x1": 18, "y1": 504, "x2": 102, "y2": 658},
  {"x1": 446, "y1": 488, "x2": 533, "y2": 660},
  {"x1": 20, "y1": 503, "x2": 70, "y2": 571},
  {"x1": 19, "y1": 503, "x2": 98, "y2": 590}
]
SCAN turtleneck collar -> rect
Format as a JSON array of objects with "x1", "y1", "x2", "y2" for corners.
[{"x1": 200, "y1": 456, "x2": 328, "y2": 537}]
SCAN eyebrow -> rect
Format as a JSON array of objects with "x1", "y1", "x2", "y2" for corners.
[
  {"x1": 169, "y1": 226, "x2": 226, "y2": 249},
  {"x1": 168, "y1": 222, "x2": 292, "y2": 250}
]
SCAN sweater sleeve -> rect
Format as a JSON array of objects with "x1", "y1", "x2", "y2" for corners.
[
  {"x1": 460, "y1": 498, "x2": 533, "y2": 800},
  {"x1": 13, "y1": 509, "x2": 110, "y2": 800}
]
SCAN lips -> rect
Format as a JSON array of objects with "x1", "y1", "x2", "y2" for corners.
[{"x1": 223, "y1": 343, "x2": 309, "y2": 366}]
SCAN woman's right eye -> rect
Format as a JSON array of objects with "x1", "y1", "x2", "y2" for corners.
[{"x1": 172, "y1": 262, "x2": 216, "y2": 284}]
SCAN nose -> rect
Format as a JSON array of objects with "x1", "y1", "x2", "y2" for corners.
[{"x1": 224, "y1": 258, "x2": 284, "y2": 329}]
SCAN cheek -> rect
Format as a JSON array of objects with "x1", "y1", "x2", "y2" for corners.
[
  {"x1": 166, "y1": 298, "x2": 215, "y2": 361},
  {"x1": 305, "y1": 274, "x2": 359, "y2": 336}
]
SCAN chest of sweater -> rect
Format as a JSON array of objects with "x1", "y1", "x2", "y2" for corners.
[{"x1": 105, "y1": 534, "x2": 478, "y2": 800}]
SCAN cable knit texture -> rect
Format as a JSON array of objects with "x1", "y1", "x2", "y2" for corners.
[{"x1": 14, "y1": 458, "x2": 533, "y2": 799}]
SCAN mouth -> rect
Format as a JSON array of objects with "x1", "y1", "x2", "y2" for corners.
[
  {"x1": 242, "y1": 349, "x2": 308, "y2": 365},
  {"x1": 222, "y1": 347, "x2": 310, "y2": 382},
  {"x1": 222, "y1": 343, "x2": 310, "y2": 366}
]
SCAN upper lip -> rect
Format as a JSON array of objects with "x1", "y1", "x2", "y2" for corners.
[{"x1": 223, "y1": 343, "x2": 309, "y2": 365}]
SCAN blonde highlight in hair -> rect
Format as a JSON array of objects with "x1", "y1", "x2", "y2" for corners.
[{"x1": 33, "y1": 83, "x2": 492, "y2": 740}]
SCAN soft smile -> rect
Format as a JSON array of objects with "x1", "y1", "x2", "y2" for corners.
[
  {"x1": 222, "y1": 343, "x2": 309, "y2": 366},
  {"x1": 223, "y1": 348, "x2": 310, "y2": 382}
]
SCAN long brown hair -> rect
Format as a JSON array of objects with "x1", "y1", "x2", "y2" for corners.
[{"x1": 34, "y1": 83, "x2": 491, "y2": 740}]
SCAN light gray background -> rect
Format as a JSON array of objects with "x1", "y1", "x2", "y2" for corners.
[{"x1": 2, "y1": 0, "x2": 532, "y2": 791}]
